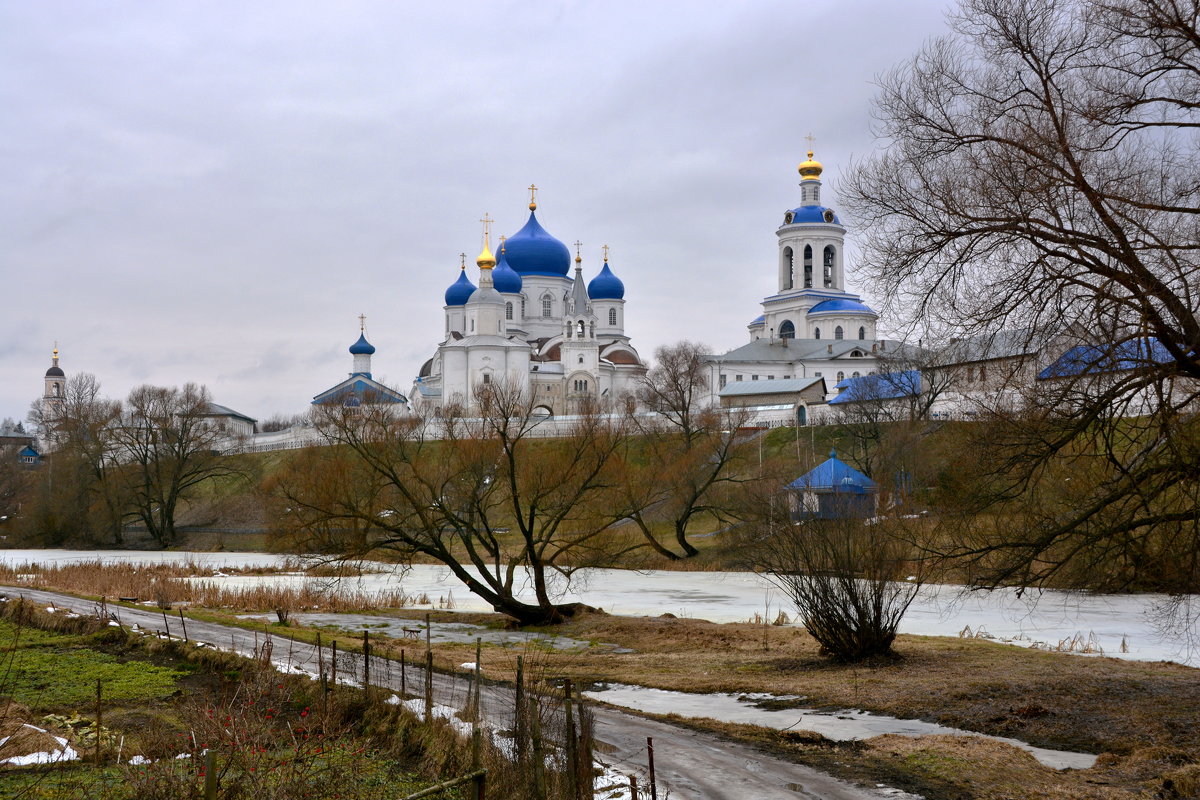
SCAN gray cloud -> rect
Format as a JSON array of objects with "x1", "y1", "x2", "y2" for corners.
[{"x1": 1, "y1": 0, "x2": 949, "y2": 420}]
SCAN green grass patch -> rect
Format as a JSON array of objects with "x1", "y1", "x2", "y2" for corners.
[{"x1": 3, "y1": 648, "x2": 185, "y2": 706}]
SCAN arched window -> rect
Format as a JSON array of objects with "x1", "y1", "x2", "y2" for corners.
[
  {"x1": 608, "y1": 308, "x2": 617, "y2": 326},
  {"x1": 778, "y1": 320, "x2": 795, "y2": 339},
  {"x1": 834, "y1": 325, "x2": 844, "y2": 340},
  {"x1": 852, "y1": 371, "x2": 860, "y2": 378},
  {"x1": 577, "y1": 320, "x2": 585, "y2": 336},
  {"x1": 823, "y1": 245, "x2": 835, "y2": 288},
  {"x1": 814, "y1": 327, "x2": 821, "y2": 340},
  {"x1": 521, "y1": 298, "x2": 527, "y2": 316},
  {"x1": 803, "y1": 245, "x2": 813, "y2": 288},
  {"x1": 781, "y1": 246, "x2": 793, "y2": 290},
  {"x1": 858, "y1": 326, "x2": 866, "y2": 340},
  {"x1": 837, "y1": 371, "x2": 845, "y2": 382},
  {"x1": 505, "y1": 302, "x2": 513, "y2": 320},
  {"x1": 542, "y1": 297, "x2": 552, "y2": 317}
]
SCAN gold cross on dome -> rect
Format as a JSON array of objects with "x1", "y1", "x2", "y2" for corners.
[
  {"x1": 528, "y1": 184, "x2": 538, "y2": 205},
  {"x1": 602, "y1": 244, "x2": 610, "y2": 262},
  {"x1": 479, "y1": 213, "x2": 493, "y2": 239},
  {"x1": 804, "y1": 132, "x2": 816, "y2": 149},
  {"x1": 358, "y1": 313, "x2": 366, "y2": 331},
  {"x1": 459, "y1": 252, "x2": 467, "y2": 269},
  {"x1": 573, "y1": 240, "x2": 583, "y2": 259},
  {"x1": 499, "y1": 234, "x2": 507, "y2": 252}
]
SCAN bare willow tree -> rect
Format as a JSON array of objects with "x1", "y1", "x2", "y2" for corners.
[
  {"x1": 843, "y1": 0, "x2": 1200, "y2": 594},
  {"x1": 743, "y1": 491, "x2": 924, "y2": 662},
  {"x1": 25, "y1": 373, "x2": 126, "y2": 543},
  {"x1": 114, "y1": 383, "x2": 241, "y2": 547},
  {"x1": 275, "y1": 383, "x2": 634, "y2": 625},
  {"x1": 616, "y1": 341, "x2": 757, "y2": 559}
]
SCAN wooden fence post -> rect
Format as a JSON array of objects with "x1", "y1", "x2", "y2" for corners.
[
  {"x1": 203, "y1": 749, "x2": 218, "y2": 800},
  {"x1": 94, "y1": 680, "x2": 103, "y2": 766},
  {"x1": 648, "y1": 736, "x2": 658, "y2": 800},
  {"x1": 177, "y1": 608, "x2": 188, "y2": 644},
  {"x1": 529, "y1": 695, "x2": 546, "y2": 800}
]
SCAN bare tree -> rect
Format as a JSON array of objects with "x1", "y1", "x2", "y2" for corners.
[
  {"x1": 25, "y1": 374, "x2": 127, "y2": 543},
  {"x1": 744, "y1": 499, "x2": 924, "y2": 662},
  {"x1": 637, "y1": 341, "x2": 712, "y2": 445},
  {"x1": 842, "y1": 0, "x2": 1200, "y2": 594},
  {"x1": 114, "y1": 383, "x2": 241, "y2": 547},
  {"x1": 275, "y1": 382, "x2": 635, "y2": 625}
]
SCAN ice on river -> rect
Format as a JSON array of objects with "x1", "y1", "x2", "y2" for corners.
[
  {"x1": 2, "y1": 550, "x2": 1196, "y2": 665},
  {"x1": 584, "y1": 684, "x2": 1096, "y2": 771}
]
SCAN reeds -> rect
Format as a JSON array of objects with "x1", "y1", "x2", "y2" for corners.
[{"x1": 0, "y1": 561, "x2": 410, "y2": 614}]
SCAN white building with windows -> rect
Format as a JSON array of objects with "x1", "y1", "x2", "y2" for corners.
[
  {"x1": 413, "y1": 193, "x2": 646, "y2": 414},
  {"x1": 705, "y1": 151, "x2": 902, "y2": 417}
]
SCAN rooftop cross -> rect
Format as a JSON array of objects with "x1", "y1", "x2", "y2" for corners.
[
  {"x1": 528, "y1": 184, "x2": 538, "y2": 210},
  {"x1": 479, "y1": 213, "x2": 493, "y2": 241},
  {"x1": 358, "y1": 313, "x2": 366, "y2": 332},
  {"x1": 573, "y1": 240, "x2": 583, "y2": 264},
  {"x1": 602, "y1": 244, "x2": 610, "y2": 262},
  {"x1": 459, "y1": 252, "x2": 467, "y2": 269}
]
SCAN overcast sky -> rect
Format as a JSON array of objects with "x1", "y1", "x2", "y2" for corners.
[{"x1": 0, "y1": 0, "x2": 952, "y2": 424}]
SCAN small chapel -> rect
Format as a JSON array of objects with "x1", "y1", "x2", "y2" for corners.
[{"x1": 412, "y1": 188, "x2": 646, "y2": 415}]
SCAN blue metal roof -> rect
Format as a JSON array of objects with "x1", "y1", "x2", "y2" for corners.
[
  {"x1": 1038, "y1": 337, "x2": 1175, "y2": 380},
  {"x1": 808, "y1": 298, "x2": 876, "y2": 316},
  {"x1": 492, "y1": 249, "x2": 523, "y2": 294},
  {"x1": 349, "y1": 332, "x2": 376, "y2": 355},
  {"x1": 444, "y1": 269, "x2": 476, "y2": 306},
  {"x1": 748, "y1": 315, "x2": 765, "y2": 327},
  {"x1": 829, "y1": 370, "x2": 921, "y2": 405},
  {"x1": 312, "y1": 376, "x2": 407, "y2": 406},
  {"x1": 784, "y1": 205, "x2": 842, "y2": 225},
  {"x1": 788, "y1": 450, "x2": 877, "y2": 491},
  {"x1": 587, "y1": 261, "x2": 625, "y2": 300},
  {"x1": 503, "y1": 210, "x2": 571, "y2": 277}
]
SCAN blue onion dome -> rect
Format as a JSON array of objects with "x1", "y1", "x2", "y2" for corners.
[
  {"x1": 587, "y1": 260, "x2": 624, "y2": 300},
  {"x1": 503, "y1": 210, "x2": 571, "y2": 276},
  {"x1": 807, "y1": 298, "x2": 877, "y2": 316},
  {"x1": 349, "y1": 332, "x2": 376, "y2": 355},
  {"x1": 492, "y1": 247, "x2": 523, "y2": 293},
  {"x1": 444, "y1": 268, "x2": 476, "y2": 306},
  {"x1": 783, "y1": 205, "x2": 841, "y2": 225}
]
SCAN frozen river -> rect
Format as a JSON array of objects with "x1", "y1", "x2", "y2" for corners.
[{"x1": 2, "y1": 549, "x2": 1196, "y2": 666}]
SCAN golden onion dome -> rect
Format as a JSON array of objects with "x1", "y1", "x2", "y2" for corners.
[
  {"x1": 798, "y1": 150, "x2": 824, "y2": 181},
  {"x1": 476, "y1": 241, "x2": 496, "y2": 269}
]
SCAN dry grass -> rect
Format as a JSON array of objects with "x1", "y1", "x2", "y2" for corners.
[
  {"x1": 324, "y1": 607, "x2": 1199, "y2": 800},
  {"x1": 0, "y1": 561, "x2": 411, "y2": 613}
]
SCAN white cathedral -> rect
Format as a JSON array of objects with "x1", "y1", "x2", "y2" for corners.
[
  {"x1": 704, "y1": 150, "x2": 896, "y2": 405},
  {"x1": 411, "y1": 191, "x2": 647, "y2": 415}
]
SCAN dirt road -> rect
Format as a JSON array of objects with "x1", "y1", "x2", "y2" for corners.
[{"x1": 6, "y1": 586, "x2": 910, "y2": 800}]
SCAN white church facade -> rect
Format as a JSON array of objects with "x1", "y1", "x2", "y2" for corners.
[{"x1": 412, "y1": 192, "x2": 646, "y2": 415}]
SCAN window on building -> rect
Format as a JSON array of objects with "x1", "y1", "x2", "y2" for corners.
[
  {"x1": 578, "y1": 355, "x2": 584, "y2": 364},
  {"x1": 778, "y1": 320, "x2": 795, "y2": 339},
  {"x1": 781, "y1": 246, "x2": 794, "y2": 290},
  {"x1": 735, "y1": 374, "x2": 743, "y2": 381},
  {"x1": 835, "y1": 326, "x2": 844, "y2": 340},
  {"x1": 505, "y1": 302, "x2": 513, "y2": 320},
  {"x1": 784, "y1": 374, "x2": 791, "y2": 379},
  {"x1": 719, "y1": 374, "x2": 727, "y2": 389},
  {"x1": 521, "y1": 298, "x2": 527, "y2": 316},
  {"x1": 482, "y1": 373, "x2": 491, "y2": 384},
  {"x1": 858, "y1": 326, "x2": 866, "y2": 340},
  {"x1": 767, "y1": 375, "x2": 775, "y2": 380},
  {"x1": 752, "y1": 375, "x2": 759, "y2": 381},
  {"x1": 823, "y1": 245, "x2": 835, "y2": 288},
  {"x1": 542, "y1": 297, "x2": 552, "y2": 317},
  {"x1": 814, "y1": 371, "x2": 822, "y2": 377},
  {"x1": 814, "y1": 327, "x2": 821, "y2": 340},
  {"x1": 837, "y1": 371, "x2": 845, "y2": 382},
  {"x1": 608, "y1": 308, "x2": 617, "y2": 326},
  {"x1": 803, "y1": 245, "x2": 813, "y2": 288},
  {"x1": 852, "y1": 371, "x2": 860, "y2": 378},
  {"x1": 470, "y1": 319, "x2": 474, "y2": 332},
  {"x1": 979, "y1": 365, "x2": 987, "y2": 382}
]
